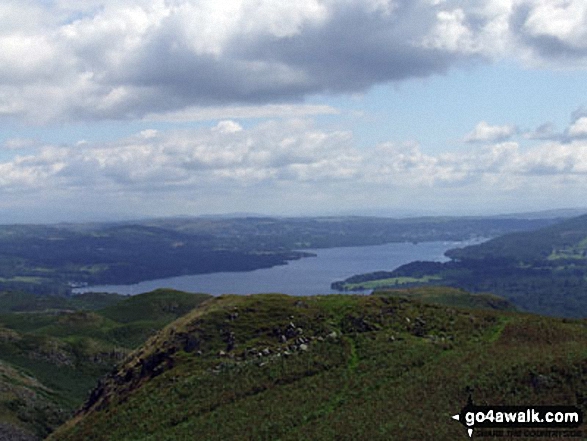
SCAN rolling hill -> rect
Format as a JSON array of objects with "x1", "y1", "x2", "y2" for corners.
[
  {"x1": 333, "y1": 214, "x2": 587, "y2": 318},
  {"x1": 0, "y1": 215, "x2": 557, "y2": 295},
  {"x1": 50, "y1": 291, "x2": 587, "y2": 440},
  {"x1": 0, "y1": 289, "x2": 211, "y2": 439}
]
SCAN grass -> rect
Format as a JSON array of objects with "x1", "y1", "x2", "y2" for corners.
[
  {"x1": 342, "y1": 275, "x2": 442, "y2": 290},
  {"x1": 0, "y1": 360, "x2": 66, "y2": 439},
  {"x1": 0, "y1": 288, "x2": 212, "y2": 438},
  {"x1": 373, "y1": 286, "x2": 517, "y2": 311},
  {"x1": 0, "y1": 276, "x2": 46, "y2": 284},
  {"x1": 547, "y1": 235, "x2": 587, "y2": 261},
  {"x1": 49, "y1": 291, "x2": 587, "y2": 441}
]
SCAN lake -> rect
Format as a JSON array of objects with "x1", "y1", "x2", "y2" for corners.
[{"x1": 74, "y1": 240, "x2": 476, "y2": 296}]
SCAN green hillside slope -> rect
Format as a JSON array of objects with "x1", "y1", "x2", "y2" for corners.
[
  {"x1": 51, "y1": 293, "x2": 587, "y2": 441},
  {"x1": 0, "y1": 289, "x2": 211, "y2": 439},
  {"x1": 445, "y1": 213, "x2": 587, "y2": 262},
  {"x1": 372, "y1": 286, "x2": 517, "y2": 311}
]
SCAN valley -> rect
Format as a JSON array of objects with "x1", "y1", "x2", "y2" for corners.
[
  {"x1": 0, "y1": 213, "x2": 586, "y2": 439},
  {"x1": 0, "y1": 216, "x2": 557, "y2": 296}
]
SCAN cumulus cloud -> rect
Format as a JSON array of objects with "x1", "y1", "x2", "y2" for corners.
[
  {"x1": 1, "y1": 138, "x2": 39, "y2": 150},
  {"x1": 524, "y1": 122, "x2": 558, "y2": 140},
  {"x1": 2, "y1": 118, "x2": 587, "y2": 198},
  {"x1": 1, "y1": 0, "x2": 586, "y2": 123},
  {"x1": 0, "y1": 119, "x2": 362, "y2": 192},
  {"x1": 521, "y1": 108, "x2": 587, "y2": 143},
  {"x1": 512, "y1": 0, "x2": 587, "y2": 64},
  {"x1": 143, "y1": 104, "x2": 339, "y2": 122},
  {"x1": 562, "y1": 108, "x2": 587, "y2": 140},
  {"x1": 0, "y1": 114, "x2": 586, "y2": 218},
  {"x1": 568, "y1": 117, "x2": 587, "y2": 138},
  {"x1": 464, "y1": 121, "x2": 518, "y2": 143}
]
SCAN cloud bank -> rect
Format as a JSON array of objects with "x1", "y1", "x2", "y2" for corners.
[
  {"x1": 1, "y1": 116, "x2": 586, "y2": 217},
  {"x1": 2, "y1": 0, "x2": 587, "y2": 123}
]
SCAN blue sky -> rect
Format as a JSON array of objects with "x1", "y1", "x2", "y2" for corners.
[{"x1": 1, "y1": 0, "x2": 587, "y2": 222}]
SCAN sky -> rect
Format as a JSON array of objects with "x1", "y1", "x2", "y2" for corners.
[{"x1": 2, "y1": 0, "x2": 587, "y2": 223}]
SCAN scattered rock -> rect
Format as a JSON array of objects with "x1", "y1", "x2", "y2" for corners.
[
  {"x1": 285, "y1": 323, "x2": 298, "y2": 339},
  {"x1": 225, "y1": 331, "x2": 236, "y2": 352},
  {"x1": 182, "y1": 335, "x2": 200, "y2": 352},
  {"x1": 531, "y1": 374, "x2": 553, "y2": 390},
  {"x1": 299, "y1": 344, "x2": 308, "y2": 351}
]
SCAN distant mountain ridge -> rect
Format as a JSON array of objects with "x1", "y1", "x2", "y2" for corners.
[{"x1": 0, "y1": 215, "x2": 560, "y2": 295}]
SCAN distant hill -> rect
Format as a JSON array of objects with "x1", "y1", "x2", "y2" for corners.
[
  {"x1": 445, "y1": 213, "x2": 587, "y2": 262},
  {"x1": 0, "y1": 289, "x2": 211, "y2": 439},
  {"x1": 0, "y1": 215, "x2": 560, "y2": 295},
  {"x1": 489, "y1": 208, "x2": 587, "y2": 219},
  {"x1": 50, "y1": 292, "x2": 587, "y2": 440},
  {"x1": 332, "y1": 214, "x2": 587, "y2": 318},
  {"x1": 0, "y1": 291, "x2": 125, "y2": 313}
]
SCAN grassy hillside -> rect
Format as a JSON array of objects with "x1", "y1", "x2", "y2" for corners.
[
  {"x1": 445, "y1": 213, "x2": 587, "y2": 262},
  {"x1": 51, "y1": 292, "x2": 587, "y2": 440},
  {"x1": 0, "y1": 289, "x2": 211, "y2": 439},
  {"x1": 333, "y1": 214, "x2": 587, "y2": 318},
  {"x1": 0, "y1": 291, "x2": 125, "y2": 314},
  {"x1": 372, "y1": 286, "x2": 517, "y2": 311},
  {"x1": 0, "y1": 358, "x2": 67, "y2": 440}
]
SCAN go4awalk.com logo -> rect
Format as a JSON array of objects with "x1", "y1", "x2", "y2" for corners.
[{"x1": 452, "y1": 396, "x2": 583, "y2": 438}]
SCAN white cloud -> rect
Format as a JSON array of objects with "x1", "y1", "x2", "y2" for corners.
[
  {"x1": 2, "y1": 118, "x2": 587, "y2": 193},
  {"x1": 2, "y1": 0, "x2": 587, "y2": 123},
  {"x1": 520, "y1": 0, "x2": 587, "y2": 50},
  {"x1": 524, "y1": 122, "x2": 558, "y2": 140},
  {"x1": 212, "y1": 121, "x2": 243, "y2": 134},
  {"x1": 464, "y1": 121, "x2": 518, "y2": 143},
  {"x1": 422, "y1": 8, "x2": 477, "y2": 53},
  {"x1": 0, "y1": 117, "x2": 586, "y2": 217},
  {"x1": 143, "y1": 104, "x2": 339, "y2": 122},
  {"x1": 1, "y1": 138, "x2": 39, "y2": 150},
  {"x1": 568, "y1": 117, "x2": 587, "y2": 138}
]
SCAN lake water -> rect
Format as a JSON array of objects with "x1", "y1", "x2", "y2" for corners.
[{"x1": 74, "y1": 240, "x2": 475, "y2": 296}]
